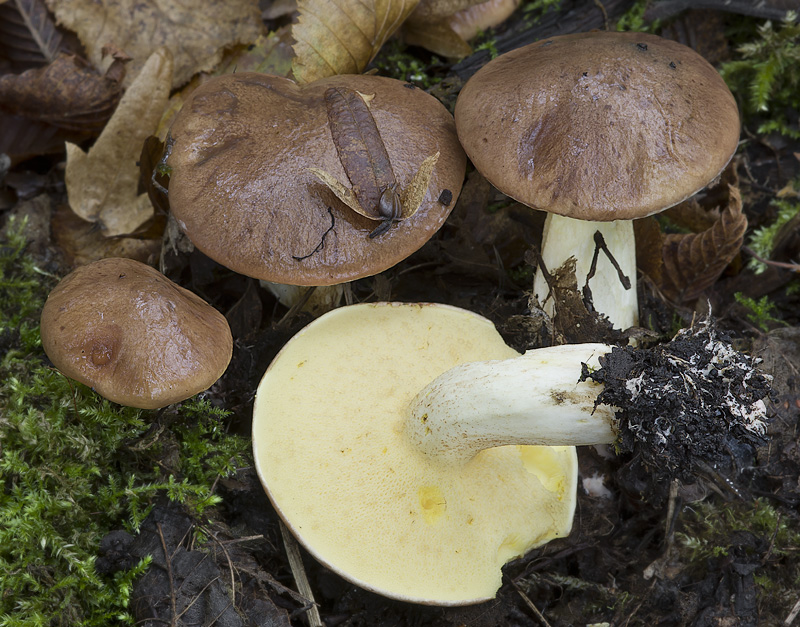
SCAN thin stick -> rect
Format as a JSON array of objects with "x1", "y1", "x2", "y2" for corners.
[
  {"x1": 742, "y1": 246, "x2": 800, "y2": 273},
  {"x1": 279, "y1": 521, "x2": 323, "y2": 627},
  {"x1": 509, "y1": 578, "x2": 552, "y2": 627},
  {"x1": 156, "y1": 522, "x2": 178, "y2": 627},
  {"x1": 785, "y1": 597, "x2": 800, "y2": 626}
]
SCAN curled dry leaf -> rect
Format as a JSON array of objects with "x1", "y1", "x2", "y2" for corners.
[
  {"x1": 663, "y1": 163, "x2": 739, "y2": 233},
  {"x1": 65, "y1": 47, "x2": 173, "y2": 237},
  {"x1": 325, "y1": 87, "x2": 396, "y2": 218},
  {"x1": 45, "y1": 0, "x2": 262, "y2": 88},
  {"x1": 0, "y1": 53, "x2": 125, "y2": 132},
  {"x1": 661, "y1": 185, "x2": 748, "y2": 303},
  {"x1": 291, "y1": 0, "x2": 420, "y2": 84}
]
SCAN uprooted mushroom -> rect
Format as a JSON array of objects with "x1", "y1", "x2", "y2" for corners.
[{"x1": 252, "y1": 302, "x2": 769, "y2": 605}]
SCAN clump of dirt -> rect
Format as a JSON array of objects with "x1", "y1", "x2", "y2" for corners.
[{"x1": 582, "y1": 318, "x2": 771, "y2": 494}]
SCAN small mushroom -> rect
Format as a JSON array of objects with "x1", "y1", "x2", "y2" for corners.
[
  {"x1": 455, "y1": 31, "x2": 740, "y2": 329},
  {"x1": 253, "y1": 302, "x2": 769, "y2": 604},
  {"x1": 166, "y1": 72, "x2": 466, "y2": 286},
  {"x1": 40, "y1": 258, "x2": 232, "y2": 409}
]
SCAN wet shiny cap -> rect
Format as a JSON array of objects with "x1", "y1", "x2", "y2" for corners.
[
  {"x1": 40, "y1": 258, "x2": 233, "y2": 409},
  {"x1": 455, "y1": 31, "x2": 740, "y2": 221},
  {"x1": 166, "y1": 73, "x2": 466, "y2": 285}
]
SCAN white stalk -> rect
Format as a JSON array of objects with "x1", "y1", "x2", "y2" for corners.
[
  {"x1": 405, "y1": 343, "x2": 618, "y2": 464},
  {"x1": 260, "y1": 281, "x2": 344, "y2": 315},
  {"x1": 532, "y1": 214, "x2": 638, "y2": 331}
]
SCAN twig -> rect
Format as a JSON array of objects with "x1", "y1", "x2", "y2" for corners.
[
  {"x1": 785, "y1": 597, "x2": 800, "y2": 626},
  {"x1": 742, "y1": 246, "x2": 800, "y2": 273},
  {"x1": 293, "y1": 207, "x2": 336, "y2": 261},
  {"x1": 509, "y1": 577, "x2": 552, "y2": 627},
  {"x1": 156, "y1": 522, "x2": 178, "y2": 627},
  {"x1": 279, "y1": 521, "x2": 323, "y2": 627},
  {"x1": 593, "y1": 0, "x2": 609, "y2": 29},
  {"x1": 202, "y1": 526, "x2": 238, "y2": 608}
]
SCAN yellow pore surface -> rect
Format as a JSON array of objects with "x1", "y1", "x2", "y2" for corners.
[{"x1": 253, "y1": 302, "x2": 577, "y2": 605}]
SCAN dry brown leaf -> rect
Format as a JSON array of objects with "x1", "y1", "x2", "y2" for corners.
[
  {"x1": 0, "y1": 53, "x2": 125, "y2": 132},
  {"x1": 661, "y1": 185, "x2": 748, "y2": 303},
  {"x1": 0, "y1": 0, "x2": 76, "y2": 69},
  {"x1": 401, "y1": 19, "x2": 472, "y2": 59},
  {"x1": 634, "y1": 216, "x2": 664, "y2": 285},
  {"x1": 291, "y1": 0, "x2": 420, "y2": 84},
  {"x1": 45, "y1": 0, "x2": 262, "y2": 88},
  {"x1": 155, "y1": 27, "x2": 295, "y2": 140},
  {"x1": 65, "y1": 47, "x2": 173, "y2": 237},
  {"x1": 52, "y1": 203, "x2": 161, "y2": 267},
  {"x1": 403, "y1": 0, "x2": 519, "y2": 56}
]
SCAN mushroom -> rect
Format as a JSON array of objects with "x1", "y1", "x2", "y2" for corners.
[
  {"x1": 165, "y1": 72, "x2": 466, "y2": 287},
  {"x1": 253, "y1": 302, "x2": 769, "y2": 605},
  {"x1": 454, "y1": 31, "x2": 740, "y2": 329},
  {"x1": 40, "y1": 257, "x2": 232, "y2": 409},
  {"x1": 253, "y1": 302, "x2": 602, "y2": 605}
]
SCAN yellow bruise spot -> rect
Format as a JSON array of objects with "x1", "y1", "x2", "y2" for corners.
[
  {"x1": 519, "y1": 446, "x2": 568, "y2": 494},
  {"x1": 418, "y1": 485, "x2": 446, "y2": 524}
]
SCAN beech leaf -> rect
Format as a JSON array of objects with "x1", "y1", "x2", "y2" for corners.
[
  {"x1": 45, "y1": 0, "x2": 261, "y2": 88},
  {"x1": 661, "y1": 185, "x2": 748, "y2": 303},
  {"x1": 65, "y1": 47, "x2": 173, "y2": 237},
  {"x1": 0, "y1": 0, "x2": 74, "y2": 69},
  {"x1": 291, "y1": 0, "x2": 420, "y2": 84},
  {"x1": 0, "y1": 53, "x2": 124, "y2": 132}
]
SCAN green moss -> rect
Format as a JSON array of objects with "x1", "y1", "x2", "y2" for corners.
[
  {"x1": 734, "y1": 292, "x2": 788, "y2": 331},
  {"x1": 615, "y1": 0, "x2": 659, "y2": 33},
  {"x1": 371, "y1": 39, "x2": 444, "y2": 89},
  {"x1": 0, "y1": 219, "x2": 249, "y2": 625},
  {"x1": 746, "y1": 197, "x2": 800, "y2": 273},
  {"x1": 720, "y1": 12, "x2": 800, "y2": 138},
  {"x1": 676, "y1": 498, "x2": 800, "y2": 602},
  {"x1": 521, "y1": 0, "x2": 562, "y2": 26}
]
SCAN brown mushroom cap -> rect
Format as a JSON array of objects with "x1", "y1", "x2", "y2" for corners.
[
  {"x1": 40, "y1": 258, "x2": 233, "y2": 409},
  {"x1": 455, "y1": 31, "x2": 740, "y2": 221},
  {"x1": 166, "y1": 73, "x2": 466, "y2": 285}
]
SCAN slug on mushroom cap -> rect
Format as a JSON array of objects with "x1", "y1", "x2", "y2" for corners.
[{"x1": 165, "y1": 72, "x2": 466, "y2": 286}]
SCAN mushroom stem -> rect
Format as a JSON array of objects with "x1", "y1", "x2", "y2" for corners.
[
  {"x1": 532, "y1": 214, "x2": 638, "y2": 331},
  {"x1": 406, "y1": 343, "x2": 617, "y2": 464}
]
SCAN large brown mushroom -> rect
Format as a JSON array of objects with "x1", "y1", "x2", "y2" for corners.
[
  {"x1": 165, "y1": 72, "x2": 466, "y2": 287},
  {"x1": 40, "y1": 258, "x2": 232, "y2": 409},
  {"x1": 455, "y1": 31, "x2": 740, "y2": 329}
]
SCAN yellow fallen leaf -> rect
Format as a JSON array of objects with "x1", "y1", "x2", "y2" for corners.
[
  {"x1": 292, "y1": 0, "x2": 420, "y2": 84},
  {"x1": 65, "y1": 47, "x2": 173, "y2": 237},
  {"x1": 45, "y1": 0, "x2": 261, "y2": 88}
]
